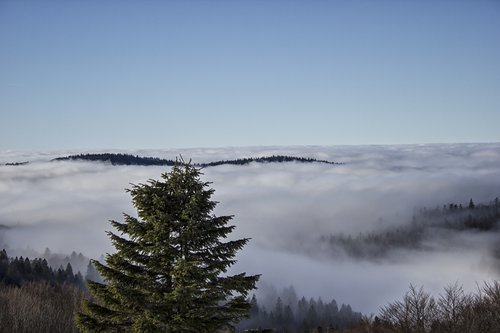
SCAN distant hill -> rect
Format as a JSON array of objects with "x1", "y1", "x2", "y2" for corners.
[
  {"x1": 51, "y1": 153, "x2": 342, "y2": 167},
  {"x1": 3, "y1": 161, "x2": 29, "y2": 166},
  {"x1": 321, "y1": 197, "x2": 500, "y2": 260},
  {"x1": 52, "y1": 153, "x2": 176, "y2": 166}
]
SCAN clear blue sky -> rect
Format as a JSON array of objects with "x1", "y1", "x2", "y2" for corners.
[{"x1": 1, "y1": 0, "x2": 499, "y2": 150}]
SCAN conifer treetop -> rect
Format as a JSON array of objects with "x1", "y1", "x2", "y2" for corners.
[{"x1": 76, "y1": 161, "x2": 259, "y2": 333}]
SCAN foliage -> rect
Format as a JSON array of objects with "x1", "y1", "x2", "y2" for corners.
[
  {"x1": 201, "y1": 155, "x2": 341, "y2": 167},
  {"x1": 0, "y1": 249, "x2": 83, "y2": 288},
  {"x1": 84, "y1": 259, "x2": 103, "y2": 283},
  {"x1": 52, "y1": 153, "x2": 341, "y2": 167},
  {"x1": 52, "y1": 153, "x2": 177, "y2": 166},
  {"x1": 0, "y1": 281, "x2": 83, "y2": 333},
  {"x1": 377, "y1": 282, "x2": 500, "y2": 333},
  {"x1": 322, "y1": 198, "x2": 500, "y2": 259},
  {"x1": 76, "y1": 162, "x2": 259, "y2": 332},
  {"x1": 3, "y1": 161, "x2": 29, "y2": 166},
  {"x1": 42, "y1": 248, "x2": 90, "y2": 278},
  {"x1": 237, "y1": 290, "x2": 362, "y2": 333}
]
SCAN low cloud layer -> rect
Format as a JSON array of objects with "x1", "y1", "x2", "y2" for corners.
[{"x1": 1, "y1": 143, "x2": 500, "y2": 313}]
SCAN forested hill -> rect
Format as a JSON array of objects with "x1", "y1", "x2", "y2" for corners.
[
  {"x1": 52, "y1": 153, "x2": 176, "y2": 166},
  {"x1": 321, "y1": 198, "x2": 500, "y2": 260},
  {"x1": 51, "y1": 153, "x2": 341, "y2": 167}
]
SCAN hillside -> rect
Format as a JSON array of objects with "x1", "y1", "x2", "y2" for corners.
[{"x1": 51, "y1": 153, "x2": 342, "y2": 167}]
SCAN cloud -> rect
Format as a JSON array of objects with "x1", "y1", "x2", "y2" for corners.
[{"x1": 1, "y1": 143, "x2": 499, "y2": 313}]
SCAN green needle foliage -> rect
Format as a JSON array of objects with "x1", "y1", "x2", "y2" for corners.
[{"x1": 76, "y1": 161, "x2": 259, "y2": 332}]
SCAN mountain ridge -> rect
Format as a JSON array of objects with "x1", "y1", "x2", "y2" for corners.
[{"x1": 50, "y1": 153, "x2": 343, "y2": 167}]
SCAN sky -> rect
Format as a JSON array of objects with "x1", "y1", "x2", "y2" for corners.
[{"x1": 0, "y1": 0, "x2": 499, "y2": 150}]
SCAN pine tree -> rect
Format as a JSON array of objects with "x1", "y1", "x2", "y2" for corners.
[
  {"x1": 469, "y1": 198, "x2": 475, "y2": 209},
  {"x1": 84, "y1": 259, "x2": 103, "y2": 283},
  {"x1": 76, "y1": 162, "x2": 259, "y2": 332}
]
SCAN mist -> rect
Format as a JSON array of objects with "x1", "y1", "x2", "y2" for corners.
[{"x1": 1, "y1": 143, "x2": 500, "y2": 313}]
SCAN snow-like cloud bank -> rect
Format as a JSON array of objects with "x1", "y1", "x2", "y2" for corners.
[{"x1": 1, "y1": 143, "x2": 500, "y2": 313}]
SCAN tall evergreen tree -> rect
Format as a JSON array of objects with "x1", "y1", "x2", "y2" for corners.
[{"x1": 76, "y1": 162, "x2": 259, "y2": 332}]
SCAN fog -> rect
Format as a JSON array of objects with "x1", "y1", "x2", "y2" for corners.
[{"x1": 1, "y1": 143, "x2": 500, "y2": 313}]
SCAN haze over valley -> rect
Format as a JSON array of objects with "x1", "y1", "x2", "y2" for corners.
[{"x1": 2, "y1": 143, "x2": 499, "y2": 314}]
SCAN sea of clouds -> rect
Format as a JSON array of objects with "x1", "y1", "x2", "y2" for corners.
[{"x1": 1, "y1": 143, "x2": 499, "y2": 313}]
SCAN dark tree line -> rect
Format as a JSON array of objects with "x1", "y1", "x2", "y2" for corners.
[
  {"x1": 4, "y1": 247, "x2": 103, "y2": 283},
  {"x1": 51, "y1": 153, "x2": 341, "y2": 167},
  {"x1": 415, "y1": 197, "x2": 500, "y2": 231},
  {"x1": 322, "y1": 198, "x2": 500, "y2": 259},
  {"x1": 0, "y1": 249, "x2": 84, "y2": 288},
  {"x1": 201, "y1": 155, "x2": 341, "y2": 167},
  {"x1": 0, "y1": 249, "x2": 90, "y2": 333},
  {"x1": 237, "y1": 289, "x2": 362, "y2": 332},
  {"x1": 41, "y1": 248, "x2": 93, "y2": 278},
  {"x1": 52, "y1": 153, "x2": 177, "y2": 166},
  {"x1": 3, "y1": 161, "x2": 29, "y2": 166}
]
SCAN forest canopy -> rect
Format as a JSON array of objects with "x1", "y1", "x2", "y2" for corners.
[{"x1": 51, "y1": 153, "x2": 341, "y2": 167}]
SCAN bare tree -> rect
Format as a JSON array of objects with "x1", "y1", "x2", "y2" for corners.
[
  {"x1": 380, "y1": 285, "x2": 436, "y2": 333},
  {"x1": 0, "y1": 282, "x2": 83, "y2": 333}
]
